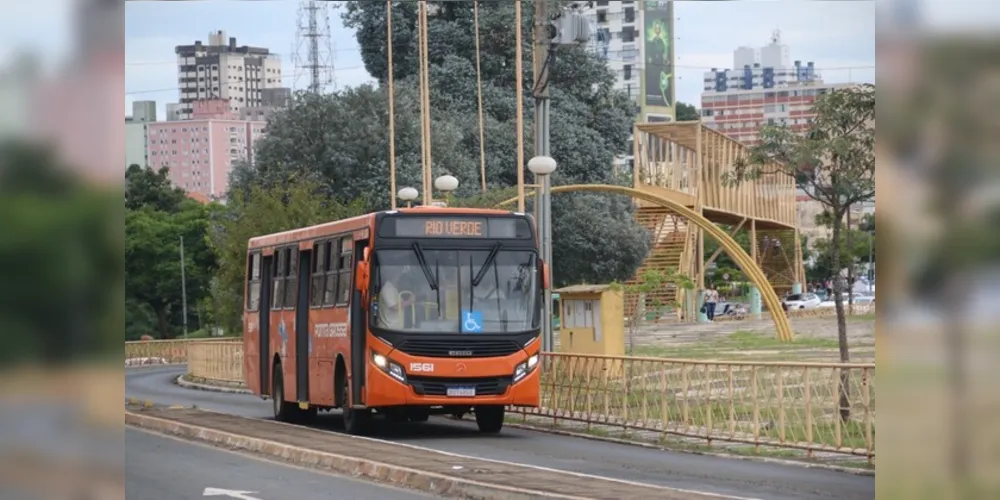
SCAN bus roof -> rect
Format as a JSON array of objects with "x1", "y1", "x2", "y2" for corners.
[{"x1": 247, "y1": 205, "x2": 522, "y2": 249}]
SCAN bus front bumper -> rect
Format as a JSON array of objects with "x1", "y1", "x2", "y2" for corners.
[{"x1": 364, "y1": 357, "x2": 541, "y2": 408}]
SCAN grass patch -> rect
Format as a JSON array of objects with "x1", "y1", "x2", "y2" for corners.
[
  {"x1": 506, "y1": 416, "x2": 873, "y2": 466},
  {"x1": 631, "y1": 330, "x2": 840, "y2": 360}
]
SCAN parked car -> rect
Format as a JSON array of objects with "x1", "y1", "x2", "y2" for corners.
[
  {"x1": 818, "y1": 294, "x2": 875, "y2": 308},
  {"x1": 782, "y1": 292, "x2": 822, "y2": 310}
]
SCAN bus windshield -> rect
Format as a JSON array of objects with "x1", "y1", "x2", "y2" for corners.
[{"x1": 372, "y1": 248, "x2": 539, "y2": 334}]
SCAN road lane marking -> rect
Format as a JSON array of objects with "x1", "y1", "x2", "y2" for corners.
[
  {"x1": 201, "y1": 408, "x2": 764, "y2": 500},
  {"x1": 204, "y1": 488, "x2": 262, "y2": 500}
]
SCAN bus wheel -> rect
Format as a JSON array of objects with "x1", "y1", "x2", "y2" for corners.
[
  {"x1": 271, "y1": 368, "x2": 298, "y2": 423},
  {"x1": 475, "y1": 405, "x2": 505, "y2": 434},
  {"x1": 341, "y1": 383, "x2": 371, "y2": 435}
]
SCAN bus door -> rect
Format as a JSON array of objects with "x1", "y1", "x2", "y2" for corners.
[
  {"x1": 350, "y1": 239, "x2": 369, "y2": 407},
  {"x1": 259, "y1": 254, "x2": 273, "y2": 396},
  {"x1": 295, "y1": 248, "x2": 312, "y2": 402}
]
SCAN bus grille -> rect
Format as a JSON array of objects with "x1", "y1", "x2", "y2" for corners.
[
  {"x1": 407, "y1": 376, "x2": 513, "y2": 397},
  {"x1": 395, "y1": 338, "x2": 522, "y2": 358}
]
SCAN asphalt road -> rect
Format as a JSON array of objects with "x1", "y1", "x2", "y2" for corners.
[
  {"x1": 126, "y1": 366, "x2": 875, "y2": 500},
  {"x1": 126, "y1": 426, "x2": 431, "y2": 500}
]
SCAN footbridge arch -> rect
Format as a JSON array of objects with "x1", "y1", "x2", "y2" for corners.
[{"x1": 497, "y1": 183, "x2": 794, "y2": 342}]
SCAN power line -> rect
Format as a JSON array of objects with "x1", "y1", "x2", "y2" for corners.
[{"x1": 124, "y1": 66, "x2": 366, "y2": 96}]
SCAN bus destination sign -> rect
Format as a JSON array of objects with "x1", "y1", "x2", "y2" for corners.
[
  {"x1": 424, "y1": 219, "x2": 483, "y2": 237},
  {"x1": 384, "y1": 216, "x2": 530, "y2": 239}
]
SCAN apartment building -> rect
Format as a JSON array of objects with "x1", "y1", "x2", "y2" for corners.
[
  {"x1": 576, "y1": 0, "x2": 643, "y2": 105},
  {"x1": 146, "y1": 99, "x2": 266, "y2": 199},
  {"x1": 174, "y1": 30, "x2": 284, "y2": 120},
  {"x1": 699, "y1": 34, "x2": 854, "y2": 145},
  {"x1": 125, "y1": 100, "x2": 158, "y2": 169}
]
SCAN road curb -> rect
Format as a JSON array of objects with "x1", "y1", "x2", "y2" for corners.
[
  {"x1": 125, "y1": 409, "x2": 588, "y2": 500},
  {"x1": 171, "y1": 374, "x2": 873, "y2": 478},
  {"x1": 503, "y1": 420, "x2": 875, "y2": 477},
  {"x1": 174, "y1": 374, "x2": 252, "y2": 395}
]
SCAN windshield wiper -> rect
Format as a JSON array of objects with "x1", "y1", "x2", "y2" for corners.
[
  {"x1": 472, "y1": 242, "x2": 502, "y2": 287},
  {"x1": 411, "y1": 242, "x2": 439, "y2": 290}
]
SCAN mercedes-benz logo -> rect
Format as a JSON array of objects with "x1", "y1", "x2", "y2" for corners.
[{"x1": 456, "y1": 363, "x2": 467, "y2": 373}]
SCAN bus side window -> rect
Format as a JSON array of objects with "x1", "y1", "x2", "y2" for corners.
[
  {"x1": 322, "y1": 241, "x2": 337, "y2": 306},
  {"x1": 310, "y1": 241, "x2": 326, "y2": 307},
  {"x1": 284, "y1": 247, "x2": 298, "y2": 308},
  {"x1": 272, "y1": 248, "x2": 286, "y2": 310},
  {"x1": 247, "y1": 252, "x2": 261, "y2": 311},
  {"x1": 336, "y1": 236, "x2": 353, "y2": 305}
]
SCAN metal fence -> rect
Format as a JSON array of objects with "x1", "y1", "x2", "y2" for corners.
[
  {"x1": 511, "y1": 353, "x2": 875, "y2": 460},
  {"x1": 125, "y1": 339, "x2": 874, "y2": 459},
  {"x1": 187, "y1": 340, "x2": 244, "y2": 383},
  {"x1": 124, "y1": 338, "x2": 229, "y2": 365}
]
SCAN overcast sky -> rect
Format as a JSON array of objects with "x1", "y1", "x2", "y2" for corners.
[{"x1": 118, "y1": 1, "x2": 878, "y2": 119}]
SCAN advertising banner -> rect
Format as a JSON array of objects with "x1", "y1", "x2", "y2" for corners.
[{"x1": 642, "y1": 1, "x2": 675, "y2": 114}]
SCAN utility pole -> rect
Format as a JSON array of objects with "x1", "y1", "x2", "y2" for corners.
[
  {"x1": 180, "y1": 235, "x2": 188, "y2": 339},
  {"x1": 533, "y1": 0, "x2": 553, "y2": 352}
]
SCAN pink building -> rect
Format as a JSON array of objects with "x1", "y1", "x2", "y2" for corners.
[{"x1": 146, "y1": 99, "x2": 266, "y2": 199}]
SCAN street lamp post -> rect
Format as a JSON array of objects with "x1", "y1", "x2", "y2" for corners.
[
  {"x1": 398, "y1": 187, "x2": 419, "y2": 208},
  {"x1": 528, "y1": 156, "x2": 557, "y2": 352}
]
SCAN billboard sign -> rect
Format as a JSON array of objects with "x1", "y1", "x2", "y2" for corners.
[{"x1": 642, "y1": 1, "x2": 675, "y2": 114}]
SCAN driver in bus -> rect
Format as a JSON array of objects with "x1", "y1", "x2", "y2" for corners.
[{"x1": 377, "y1": 265, "x2": 415, "y2": 330}]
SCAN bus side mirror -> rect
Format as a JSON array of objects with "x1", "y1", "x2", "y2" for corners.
[{"x1": 355, "y1": 260, "x2": 369, "y2": 300}]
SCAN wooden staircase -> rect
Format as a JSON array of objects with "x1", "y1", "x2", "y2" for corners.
[
  {"x1": 624, "y1": 207, "x2": 690, "y2": 320},
  {"x1": 757, "y1": 231, "x2": 797, "y2": 296}
]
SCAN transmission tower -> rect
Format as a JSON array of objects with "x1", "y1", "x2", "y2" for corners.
[{"x1": 292, "y1": 0, "x2": 335, "y2": 93}]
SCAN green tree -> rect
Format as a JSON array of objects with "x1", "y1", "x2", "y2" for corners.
[
  {"x1": 0, "y1": 140, "x2": 121, "y2": 365},
  {"x1": 675, "y1": 102, "x2": 700, "y2": 121},
  {"x1": 208, "y1": 178, "x2": 365, "y2": 334},
  {"x1": 126, "y1": 163, "x2": 187, "y2": 213},
  {"x1": 727, "y1": 84, "x2": 874, "y2": 421},
  {"x1": 610, "y1": 269, "x2": 694, "y2": 354},
  {"x1": 235, "y1": 1, "x2": 648, "y2": 287},
  {"x1": 126, "y1": 200, "x2": 216, "y2": 339}
]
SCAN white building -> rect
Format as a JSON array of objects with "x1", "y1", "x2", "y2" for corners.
[
  {"x1": 574, "y1": 1, "x2": 642, "y2": 106},
  {"x1": 174, "y1": 31, "x2": 284, "y2": 120},
  {"x1": 125, "y1": 100, "x2": 157, "y2": 169}
]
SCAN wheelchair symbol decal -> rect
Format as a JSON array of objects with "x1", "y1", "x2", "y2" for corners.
[{"x1": 461, "y1": 310, "x2": 484, "y2": 333}]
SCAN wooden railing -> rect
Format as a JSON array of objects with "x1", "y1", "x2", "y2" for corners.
[{"x1": 125, "y1": 339, "x2": 875, "y2": 459}]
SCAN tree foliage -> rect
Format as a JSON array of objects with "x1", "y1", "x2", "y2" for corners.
[
  {"x1": 126, "y1": 199, "x2": 216, "y2": 339},
  {"x1": 207, "y1": 178, "x2": 365, "y2": 334},
  {"x1": 675, "y1": 102, "x2": 700, "y2": 121},
  {"x1": 0, "y1": 140, "x2": 121, "y2": 364},
  {"x1": 231, "y1": 1, "x2": 649, "y2": 287},
  {"x1": 725, "y1": 84, "x2": 874, "y2": 422},
  {"x1": 610, "y1": 268, "x2": 694, "y2": 354},
  {"x1": 126, "y1": 164, "x2": 187, "y2": 212}
]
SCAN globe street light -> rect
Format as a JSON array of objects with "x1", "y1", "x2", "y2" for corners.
[
  {"x1": 398, "y1": 187, "x2": 419, "y2": 208},
  {"x1": 433, "y1": 174, "x2": 459, "y2": 193},
  {"x1": 527, "y1": 155, "x2": 557, "y2": 352}
]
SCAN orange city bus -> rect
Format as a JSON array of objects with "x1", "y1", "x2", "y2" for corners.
[{"x1": 242, "y1": 206, "x2": 546, "y2": 434}]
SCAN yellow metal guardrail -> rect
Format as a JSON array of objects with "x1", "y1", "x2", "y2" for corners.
[
  {"x1": 512, "y1": 353, "x2": 875, "y2": 460},
  {"x1": 126, "y1": 339, "x2": 875, "y2": 459},
  {"x1": 186, "y1": 340, "x2": 244, "y2": 383},
  {"x1": 125, "y1": 338, "x2": 228, "y2": 365}
]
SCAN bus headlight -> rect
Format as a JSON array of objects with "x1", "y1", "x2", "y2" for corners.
[
  {"x1": 372, "y1": 351, "x2": 406, "y2": 383},
  {"x1": 513, "y1": 354, "x2": 539, "y2": 383}
]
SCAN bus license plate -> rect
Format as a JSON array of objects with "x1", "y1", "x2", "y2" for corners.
[{"x1": 447, "y1": 386, "x2": 476, "y2": 397}]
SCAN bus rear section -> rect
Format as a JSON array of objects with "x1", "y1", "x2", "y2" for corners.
[{"x1": 359, "y1": 211, "x2": 544, "y2": 433}]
